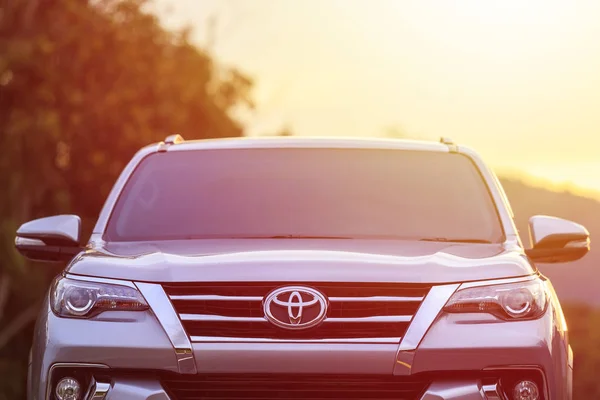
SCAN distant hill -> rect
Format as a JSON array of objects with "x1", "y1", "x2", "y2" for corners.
[{"x1": 499, "y1": 178, "x2": 599, "y2": 306}]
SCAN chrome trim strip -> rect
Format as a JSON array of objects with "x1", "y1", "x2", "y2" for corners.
[
  {"x1": 459, "y1": 275, "x2": 536, "y2": 290},
  {"x1": 104, "y1": 379, "x2": 173, "y2": 399},
  {"x1": 419, "y1": 380, "x2": 491, "y2": 399},
  {"x1": 481, "y1": 382, "x2": 506, "y2": 400},
  {"x1": 15, "y1": 237, "x2": 46, "y2": 246},
  {"x1": 65, "y1": 273, "x2": 138, "y2": 289},
  {"x1": 168, "y1": 294, "x2": 424, "y2": 303},
  {"x1": 189, "y1": 336, "x2": 401, "y2": 344},
  {"x1": 169, "y1": 295, "x2": 263, "y2": 301},
  {"x1": 325, "y1": 315, "x2": 412, "y2": 323},
  {"x1": 180, "y1": 314, "x2": 266, "y2": 322},
  {"x1": 180, "y1": 314, "x2": 412, "y2": 323},
  {"x1": 88, "y1": 380, "x2": 111, "y2": 400},
  {"x1": 396, "y1": 350, "x2": 415, "y2": 373},
  {"x1": 135, "y1": 282, "x2": 197, "y2": 374},
  {"x1": 329, "y1": 296, "x2": 424, "y2": 302},
  {"x1": 394, "y1": 284, "x2": 460, "y2": 375},
  {"x1": 398, "y1": 284, "x2": 459, "y2": 351}
]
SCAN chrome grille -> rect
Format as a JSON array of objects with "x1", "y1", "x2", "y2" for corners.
[{"x1": 162, "y1": 283, "x2": 430, "y2": 341}]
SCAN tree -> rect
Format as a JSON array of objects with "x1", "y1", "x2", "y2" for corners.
[
  {"x1": 0, "y1": 0, "x2": 252, "y2": 397},
  {"x1": 275, "y1": 125, "x2": 293, "y2": 136}
]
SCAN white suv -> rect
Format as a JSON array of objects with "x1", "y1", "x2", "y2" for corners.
[{"x1": 16, "y1": 135, "x2": 589, "y2": 400}]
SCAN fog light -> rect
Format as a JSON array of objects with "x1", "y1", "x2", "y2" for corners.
[
  {"x1": 55, "y1": 377, "x2": 81, "y2": 400},
  {"x1": 513, "y1": 380, "x2": 540, "y2": 400}
]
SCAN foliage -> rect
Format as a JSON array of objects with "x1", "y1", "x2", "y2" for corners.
[
  {"x1": 563, "y1": 304, "x2": 600, "y2": 398},
  {"x1": 0, "y1": 0, "x2": 251, "y2": 398}
]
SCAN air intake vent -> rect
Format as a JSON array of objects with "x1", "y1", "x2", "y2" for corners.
[{"x1": 160, "y1": 373, "x2": 430, "y2": 400}]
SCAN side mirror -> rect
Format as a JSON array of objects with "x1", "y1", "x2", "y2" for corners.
[
  {"x1": 525, "y1": 215, "x2": 590, "y2": 264},
  {"x1": 15, "y1": 215, "x2": 83, "y2": 262}
]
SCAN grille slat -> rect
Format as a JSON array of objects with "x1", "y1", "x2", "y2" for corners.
[
  {"x1": 179, "y1": 314, "x2": 412, "y2": 323},
  {"x1": 188, "y1": 336, "x2": 401, "y2": 343},
  {"x1": 163, "y1": 283, "x2": 430, "y2": 341},
  {"x1": 171, "y1": 295, "x2": 264, "y2": 302},
  {"x1": 181, "y1": 321, "x2": 410, "y2": 339},
  {"x1": 330, "y1": 296, "x2": 424, "y2": 302},
  {"x1": 170, "y1": 295, "x2": 424, "y2": 302}
]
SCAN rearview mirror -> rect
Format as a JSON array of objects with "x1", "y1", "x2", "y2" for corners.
[
  {"x1": 15, "y1": 215, "x2": 83, "y2": 262},
  {"x1": 525, "y1": 215, "x2": 590, "y2": 264}
]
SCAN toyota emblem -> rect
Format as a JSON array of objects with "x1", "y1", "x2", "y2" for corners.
[{"x1": 263, "y1": 286, "x2": 328, "y2": 330}]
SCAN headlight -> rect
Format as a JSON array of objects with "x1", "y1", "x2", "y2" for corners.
[
  {"x1": 444, "y1": 278, "x2": 548, "y2": 320},
  {"x1": 51, "y1": 276, "x2": 148, "y2": 318}
]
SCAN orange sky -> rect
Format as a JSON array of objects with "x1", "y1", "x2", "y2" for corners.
[{"x1": 155, "y1": 0, "x2": 600, "y2": 196}]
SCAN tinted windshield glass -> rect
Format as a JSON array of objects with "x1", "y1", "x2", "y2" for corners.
[{"x1": 105, "y1": 148, "x2": 504, "y2": 242}]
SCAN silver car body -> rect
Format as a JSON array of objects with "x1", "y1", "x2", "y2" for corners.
[{"x1": 24, "y1": 137, "x2": 580, "y2": 400}]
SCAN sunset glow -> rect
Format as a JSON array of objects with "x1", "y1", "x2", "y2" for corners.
[{"x1": 157, "y1": 0, "x2": 600, "y2": 195}]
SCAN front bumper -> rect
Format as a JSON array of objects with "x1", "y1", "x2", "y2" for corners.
[
  {"x1": 97, "y1": 380, "x2": 506, "y2": 400},
  {"x1": 48, "y1": 369, "x2": 514, "y2": 400},
  {"x1": 31, "y1": 279, "x2": 569, "y2": 400}
]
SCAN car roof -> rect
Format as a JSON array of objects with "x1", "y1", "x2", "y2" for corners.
[{"x1": 163, "y1": 136, "x2": 452, "y2": 153}]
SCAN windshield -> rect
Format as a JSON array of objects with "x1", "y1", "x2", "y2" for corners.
[{"x1": 105, "y1": 147, "x2": 504, "y2": 242}]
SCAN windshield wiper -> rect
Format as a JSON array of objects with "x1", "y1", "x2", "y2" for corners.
[
  {"x1": 265, "y1": 235, "x2": 353, "y2": 239},
  {"x1": 419, "y1": 238, "x2": 492, "y2": 244},
  {"x1": 182, "y1": 235, "x2": 354, "y2": 240}
]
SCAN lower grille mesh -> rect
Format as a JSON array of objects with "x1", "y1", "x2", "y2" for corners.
[{"x1": 161, "y1": 374, "x2": 430, "y2": 400}]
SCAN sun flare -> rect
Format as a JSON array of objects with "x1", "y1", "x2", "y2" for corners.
[{"x1": 160, "y1": 0, "x2": 600, "y2": 195}]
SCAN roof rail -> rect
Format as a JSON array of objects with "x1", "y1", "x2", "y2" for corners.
[
  {"x1": 439, "y1": 137, "x2": 457, "y2": 153},
  {"x1": 165, "y1": 134, "x2": 185, "y2": 144},
  {"x1": 158, "y1": 134, "x2": 185, "y2": 152}
]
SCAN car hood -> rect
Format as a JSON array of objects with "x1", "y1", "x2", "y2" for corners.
[{"x1": 66, "y1": 239, "x2": 534, "y2": 284}]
